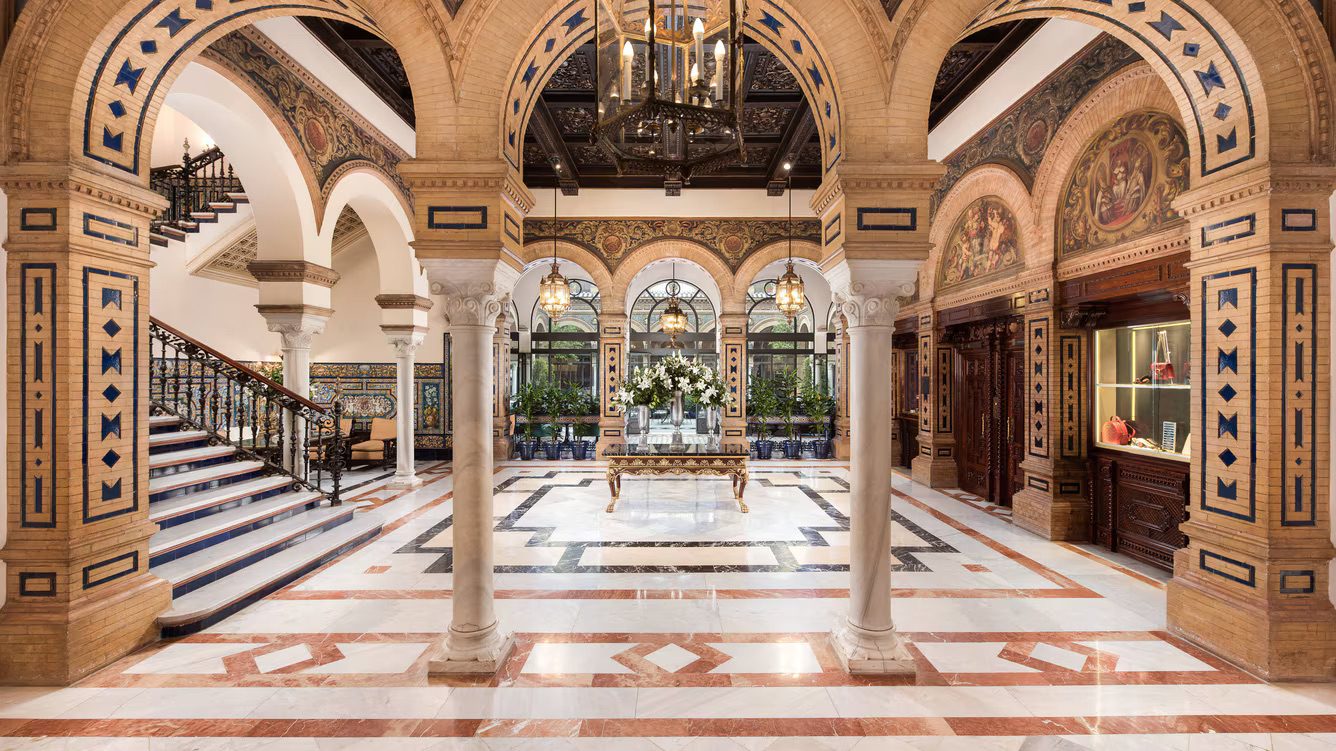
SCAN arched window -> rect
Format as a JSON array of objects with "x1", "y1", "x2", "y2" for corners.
[
  {"x1": 527, "y1": 279, "x2": 601, "y2": 394},
  {"x1": 630, "y1": 279, "x2": 717, "y2": 334},
  {"x1": 746, "y1": 279, "x2": 814, "y2": 335},
  {"x1": 745, "y1": 278, "x2": 825, "y2": 390}
]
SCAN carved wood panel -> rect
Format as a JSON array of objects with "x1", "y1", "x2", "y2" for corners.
[{"x1": 1090, "y1": 448, "x2": 1189, "y2": 572}]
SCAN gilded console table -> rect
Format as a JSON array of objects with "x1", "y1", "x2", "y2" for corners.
[{"x1": 604, "y1": 443, "x2": 750, "y2": 513}]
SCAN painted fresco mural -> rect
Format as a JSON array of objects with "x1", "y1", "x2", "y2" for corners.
[
  {"x1": 938, "y1": 197, "x2": 1023, "y2": 290},
  {"x1": 932, "y1": 36, "x2": 1141, "y2": 215},
  {"x1": 1058, "y1": 110, "x2": 1189, "y2": 257},
  {"x1": 524, "y1": 218, "x2": 821, "y2": 273}
]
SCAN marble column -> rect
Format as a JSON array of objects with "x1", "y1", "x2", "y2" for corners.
[
  {"x1": 426, "y1": 261, "x2": 519, "y2": 673},
  {"x1": 257, "y1": 307, "x2": 331, "y2": 399},
  {"x1": 827, "y1": 260, "x2": 918, "y2": 675},
  {"x1": 384, "y1": 327, "x2": 426, "y2": 488}
]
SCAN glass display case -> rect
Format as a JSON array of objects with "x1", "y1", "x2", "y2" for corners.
[{"x1": 1093, "y1": 320, "x2": 1191, "y2": 461}]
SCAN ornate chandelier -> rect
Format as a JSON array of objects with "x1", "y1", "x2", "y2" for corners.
[
  {"x1": 659, "y1": 265, "x2": 690, "y2": 346},
  {"x1": 537, "y1": 171, "x2": 572, "y2": 319},
  {"x1": 592, "y1": 0, "x2": 746, "y2": 194},
  {"x1": 773, "y1": 165, "x2": 805, "y2": 321}
]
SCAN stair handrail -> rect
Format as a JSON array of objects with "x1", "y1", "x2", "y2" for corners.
[
  {"x1": 149, "y1": 141, "x2": 245, "y2": 234},
  {"x1": 149, "y1": 317, "x2": 344, "y2": 504}
]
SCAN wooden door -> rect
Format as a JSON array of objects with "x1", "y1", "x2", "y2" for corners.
[
  {"x1": 955, "y1": 348, "x2": 993, "y2": 499},
  {"x1": 1002, "y1": 347, "x2": 1026, "y2": 505}
]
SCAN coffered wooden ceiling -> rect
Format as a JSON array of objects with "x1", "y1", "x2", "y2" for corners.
[{"x1": 298, "y1": 16, "x2": 1041, "y2": 194}]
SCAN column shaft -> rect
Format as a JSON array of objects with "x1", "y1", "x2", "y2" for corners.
[{"x1": 845, "y1": 324, "x2": 895, "y2": 634}]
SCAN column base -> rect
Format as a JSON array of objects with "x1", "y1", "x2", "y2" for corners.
[
  {"x1": 911, "y1": 453, "x2": 957, "y2": 488},
  {"x1": 428, "y1": 624, "x2": 516, "y2": 675},
  {"x1": 389, "y1": 472, "x2": 423, "y2": 489},
  {"x1": 1168, "y1": 561, "x2": 1336, "y2": 681},
  {"x1": 829, "y1": 621, "x2": 916, "y2": 676},
  {"x1": 1012, "y1": 487, "x2": 1089, "y2": 541}
]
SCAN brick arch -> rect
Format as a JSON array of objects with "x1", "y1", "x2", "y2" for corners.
[
  {"x1": 925, "y1": 163, "x2": 1041, "y2": 306},
  {"x1": 610, "y1": 238, "x2": 736, "y2": 314},
  {"x1": 2, "y1": 0, "x2": 453, "y2": 177},
  {"x1": 322, "y1": 167, "x2": 423, "y2": 297},
  {"x1": 884, "y1": 0, "x2": 1336, "y2": 177},
  {"x1": 1031, "y1": 63, "x2": 1192, "y2": 278},
  {"x1": 484, "y1": 0, "x2": 894, "y2": 178},
  {"x1": 520, "y1": 239, "x2": 618, "y2": 306},
  {"x1": 726, "y1": 238, "x2": 823, "y2": 312}
]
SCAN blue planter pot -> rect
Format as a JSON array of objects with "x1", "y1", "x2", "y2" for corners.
[
  {"x1": 542, "y1": 442, "x2": 562, "y2": 460},
  {"x1": 754, "y1": 440, "x2": 774, "y2": 460},
  {"x1": 782, "y1": 440, "x2": 804, "y2": 460},
  {"x1": 516, "y1": 440, "x2": 538, "y2": 460}
]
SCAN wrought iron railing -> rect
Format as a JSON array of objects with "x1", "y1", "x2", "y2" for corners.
[
  {"x1": 149, "y1": 317, "x2": 344, "y2": 503},
  {"x1": 149, "y1": 141, "x2": 244, "y2": 235}
]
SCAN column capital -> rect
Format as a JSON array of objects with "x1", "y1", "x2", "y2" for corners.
[
  {"x1": 257, "y1": 305, "x2": 332, "y2": 350},
  {"x1": 381, "y1": 325, "x2": 427, "y2": 355},
  {"x1": 425, "y1": 259, "x2": 520, "y2": 328},
  {"x1": 827, "y1": 259, "x2": 919, "y2": 329}
]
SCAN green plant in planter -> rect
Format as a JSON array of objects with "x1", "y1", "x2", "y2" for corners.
[
  {"x1": 747, "y1": 374, "x2": 779, "y2": 441},
  {"x1": 542, "y1": 379, "x2": 568, "y2": 444},
  {"x1": 800, "y1": 370, "x2": 836, "y2": 443},
  {"x1": 512, "y1": 380, "x2": 545, "y2": 441},
  {"x1": 773, "y1": 368, "x2": 801, "y2": 440}
]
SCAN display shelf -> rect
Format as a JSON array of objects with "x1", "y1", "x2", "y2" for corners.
[{"x1": 1095, "y1": 383, "x2": 1191, "y2": 390}]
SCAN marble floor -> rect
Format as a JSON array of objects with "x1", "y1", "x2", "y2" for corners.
[{"x1": 5, "y1": 461, "x2": 1336, "y2": 749}]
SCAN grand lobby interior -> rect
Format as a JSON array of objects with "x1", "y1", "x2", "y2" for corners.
[{"x1": 3, "y1": 0, "x2": 1336, "y2": 747}]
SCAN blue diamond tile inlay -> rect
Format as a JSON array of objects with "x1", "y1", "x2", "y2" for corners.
[
  {"x1": 139, "y1": 39, "x2": 158, "y2": 55},
  {"x1": 102, "y1": 384, "x2": 122, "y2": 403},
  {"x1": 103, "y1": 319, "x2": 122, "y2": 338},
  {"x1": 107, "y1": 100, "x2": 126, "y2": 118},
  {"x1": 196, "y1": 0, "x2": 213, "y2": 8},
  {"x1": 1215, "y1": 103, "x2": 1232, "y2": 120},
  {"x1": 1219, "y1": 384, "x2": 1238, "y2": 403},
  {"x1": 792, "y1": 40, "x2": 803, "y2": 54},
  {"x1": 544, "y1": 38, "x2": 555, "y2": 52},
  {"x1": 1128, "y1": 1, "x2": 1146, "y2": 11},
  {"x1": 102, "y1": 449, "x2": 121, "y2": 468},
  {"x1": 1183, "y1": 42, "x2": 1200, "y2": 57},
  {"x1": 1218, "y1": 319, "x2": 1237, "y2": 337},
  {"x1": 1219, "y1": 449, "x2": 1237, "y2": 467}
]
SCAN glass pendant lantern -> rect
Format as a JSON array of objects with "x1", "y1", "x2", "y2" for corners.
[
  {"x1": 773, "y1": 166, "x2": 805, "y2": 321},
  {"x1": 537, "y1": 170, "x2": 572, "y2": 320},
  {"x1": 658, "y1": 263, "x2": 690, "y2": 346}
]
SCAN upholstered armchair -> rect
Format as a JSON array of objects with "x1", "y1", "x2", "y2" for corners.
[
  {"x1": 349, "y1": 417, "x2": 397, "y2": 469},
  {"x1": 306, "y1": 416, "x2": 355, "y2": 467}
]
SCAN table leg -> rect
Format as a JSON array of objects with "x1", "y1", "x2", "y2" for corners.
[
  {"x1": 606, "y1": 470, "x2": 619, "y2": 513},
  {"x1": 735, "y1": 469, "x2": 749, "y2": 513}
]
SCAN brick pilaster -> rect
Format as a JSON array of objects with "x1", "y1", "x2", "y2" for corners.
[
  {"x1": 596, "y1": 312, "x2": 628, "y2": 456},
  {"x1": 0, "y1": 165, "x2": 173, "y2": 684},
  {"x1": 911, "y1": 312, "x2": 958, "y2": 488},
  {"x1": 718, "y1": 313, "x2": 748, "y2": 443}
]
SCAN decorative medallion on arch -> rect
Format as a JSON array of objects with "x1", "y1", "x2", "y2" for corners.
[
  {"x1": 938, "y1": 196, "x2": 1023, "y2": 290},
  {"x1": 964, "y1": 1, "x2": 1257, "y2": 178},
  {"x1": 83, "y1": 0, "x2": 378, "y2": 175},
  {"x1": 501, "y1": 0, "x2": 843, "y2": 178},
  {"x1": 1058, "y1": 110, "x2": 1189, "y2": 257}
]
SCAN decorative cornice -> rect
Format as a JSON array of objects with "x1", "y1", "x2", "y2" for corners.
[
  {"x1": 1056, "y1": 230, "x2": 1191, "y2": 282},
  {"x1": 0, "y1": 165, "x2": 167, "y2": 217},
  {"x1": 247, "y1": 261, "x2": 341, "y2": 288},
  {"x1": 376, "y1": 294, "x2": 435, "y2": 312}
]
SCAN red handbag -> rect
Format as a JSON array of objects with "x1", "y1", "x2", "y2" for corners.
[
  {"x1": 1101, "y1": 416, "x2": 1136, "y2": 445},
  {"x1": 1150, "y1": 330, "x2": 1176, "y2": 382}
]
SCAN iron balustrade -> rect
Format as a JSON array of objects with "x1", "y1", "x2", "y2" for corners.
[
  {"x1": 149, "y1": 143, "x2": 244, "y2": 236},
  {"x1": 149, "y1": 317, "x2": 345, "y2": 504}
]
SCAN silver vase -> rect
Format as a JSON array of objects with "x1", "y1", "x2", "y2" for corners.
[
  {"x1": 706, "y1": 407, "x2": 720, "y2": 436},
  {"x1": 670, "y1": 391, "x2": 684, "y2": 428},
  {"x1": 636, "y1": 405, "x2": 650, "y2": 436}
]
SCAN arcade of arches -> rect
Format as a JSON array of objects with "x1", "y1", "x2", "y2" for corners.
[{"x1": 3, "y1": 0, "x2": 1336, "y2": 746}]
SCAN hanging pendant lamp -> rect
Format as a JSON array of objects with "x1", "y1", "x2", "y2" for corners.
[
  {"x1": 537, "y1": 168, "x2": 572, "y2": 320},
  {"x1": 659, "y1": 262, "x2": 690, "y2": 347},
  {"x1": 774, "y1": 165, "x2": 806, "y2": 321}
]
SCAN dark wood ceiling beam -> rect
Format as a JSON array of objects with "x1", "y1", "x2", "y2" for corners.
[
  {"x1": 529, "y1": 98, "x2": 581, "y2": 195},
  {"x1": 764, "y1": 100, "x2": 815, "y2": 196}
]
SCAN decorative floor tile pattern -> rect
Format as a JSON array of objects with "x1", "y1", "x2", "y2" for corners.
[{"x1": 3, "y1": 461, "x2": 1336, "y2": 747}]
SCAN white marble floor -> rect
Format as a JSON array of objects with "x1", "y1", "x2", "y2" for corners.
[{"x1": 4, "y1": 461, "x2": 1336, "y2": 749}]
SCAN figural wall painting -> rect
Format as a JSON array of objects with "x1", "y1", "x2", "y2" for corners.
[
  {"x1": 1058, "y1": 110, "x2": 1189, "y2": 257},
  {"x1": 939, "y1": 197, "x2": 1023, "y2": 290}
]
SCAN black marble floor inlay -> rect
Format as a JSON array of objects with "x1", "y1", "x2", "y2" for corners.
[{"x1": 395, "y1": 470, "x2": 957, "y2": 575}]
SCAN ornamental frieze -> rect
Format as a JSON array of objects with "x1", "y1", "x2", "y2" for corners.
[{"x1": 524, "y1": 218, "x2": 822, "y2": 273}]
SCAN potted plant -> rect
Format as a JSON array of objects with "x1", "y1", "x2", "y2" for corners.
[
  {"x1": 801, "y1": 371, "x2": 837, "y2": 460},
  {"x1": 512, "y1": 381, "x2": 543, "y2": 460},
  {"x1": 568, "y1": 385, "x2": 598, "y2": 460},
  {"x1": 775, "y1": 369, "x2": 804, "y2": 459},
  {"x1": 748, "y1": 374, "x2": 778, "y2": 459},
  {"x1": 541, "y1": 379, "x2": 566, "y2": 460}
]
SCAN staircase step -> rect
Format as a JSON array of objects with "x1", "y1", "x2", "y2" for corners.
[
  {"x1": 149, "y1": 460, "x2": 265, "y2": 497},
  {"x1": 150, "y1": 490, "x2": 323, "y2": 561},
  {"x1": 150, "y1": 414, "x2": 183, "y2": 431},
  {"x1": 208, "y1": 201, "x2": 238, "y2": 213},
  {"x1": 150, "y1": 475, "x2": 294, "y2": 525},
  {"x1": 149, "y1": 430, "x2": 211, "y2": 450},
  {"x1": 160, "y1": 225, "x2": 188, "y2": 240},
  {"x1": 225, "y1": 192, "x2": 249, "y2": 204},
  {"x1": 150, "y1": 444, "x2": 236, "y2": 470},
  {"x1": 150, "y1": 233, "x2": 170, "y2": 247},
  {"x1": 157, "y1": 512, "x2": 381, "y2": 636},
  {"x1": 151, "y1": 504, "x2": 355, "y2": 589},
  {"x1": 188, "y1": 211, "x2": 218, "y2": 222}
]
